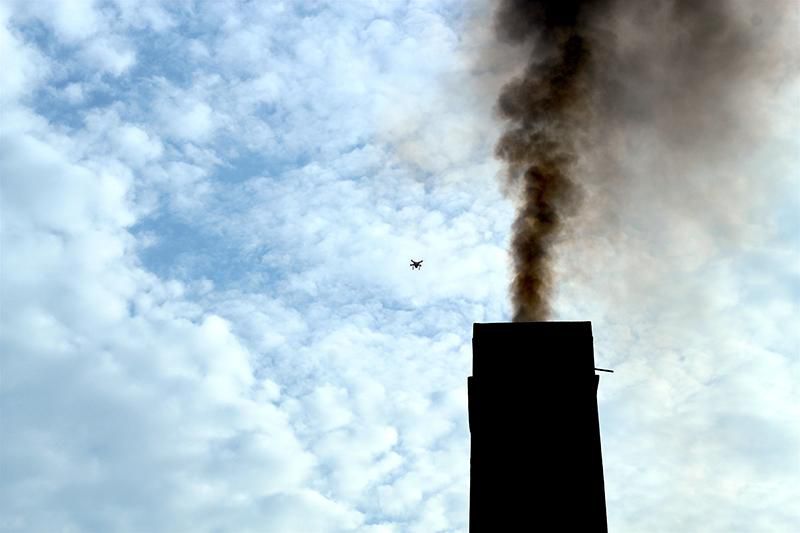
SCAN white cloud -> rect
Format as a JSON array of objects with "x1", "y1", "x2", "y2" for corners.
[
  {"x1": 153, "y1": 82, "x2": 219, "y2": 143},
  {"x1": 62, "y1": 81, "x2": 85, "y2": 103},
  {"x1": 111, "y1": 124, "x2": 163, "y2": 165},
  {"x1": 81, "y1": 35, "x2": 136, "y2": 75},
  {"x1": 35, "y1": 0, "x2": 103, "y2": 43},
  {"x1": 0, "y1": 6, "x2": 50, "y2": 105},
  {"x1": 76, "y1": 108, "x2": 165, "y2": 168},
  {"x1": 111, "y1": 0, "x2": 176, "y2": 32},
  {"x1": 0, "y1": 52, "x2": 363, "y2": 533},
  {"x1": 1, "y1": 127, "x2": 134, "y2": 236}
]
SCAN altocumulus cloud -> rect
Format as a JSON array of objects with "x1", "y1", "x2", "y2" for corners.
[
  {"x1": 2, "y1": 1, "x2": 800, "y2": 533},
  {"x1": 1, "y1": 1, "x2": 500, "y2": 532}
]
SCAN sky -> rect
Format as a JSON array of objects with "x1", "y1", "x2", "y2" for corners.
[{"x1": 1, "y1": 1, "x2": 798, "y2": 532}]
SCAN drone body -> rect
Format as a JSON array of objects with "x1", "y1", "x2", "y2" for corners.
[{"x1": 410, "y1": 259, "x2": 423, "y2": 270}]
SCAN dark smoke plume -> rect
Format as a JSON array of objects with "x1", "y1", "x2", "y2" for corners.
[
  {"x1": 494, "y1": 0, "x2": 607, "y2": 321},
  {"x1": 492, "y1": 0, "x2": 788, "y2": 321}
]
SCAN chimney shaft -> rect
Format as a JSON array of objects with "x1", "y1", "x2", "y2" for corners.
[{"x1": 468, "y1": 321, "x2": 608, "y2": 532}]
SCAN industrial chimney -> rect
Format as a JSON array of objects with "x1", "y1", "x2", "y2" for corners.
[{"x1": 468, "y1": 321, "x2": 608, "y2": 531}]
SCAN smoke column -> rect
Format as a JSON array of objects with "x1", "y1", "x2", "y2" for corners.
[{"x1": 492, "y1": 0, "x2": 789, "y2": 321}]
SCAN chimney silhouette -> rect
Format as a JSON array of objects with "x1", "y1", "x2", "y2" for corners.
[{"x1": 468, "y1": 322, "x2": 608, "y2": 532}]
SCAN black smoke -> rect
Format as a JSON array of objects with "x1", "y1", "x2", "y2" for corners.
[{"x1": 492, "y1": 0, "x2": 785, "y2": 321}]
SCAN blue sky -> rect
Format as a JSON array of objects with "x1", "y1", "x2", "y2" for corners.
[{"x1": 1, "y1": 1, "x2": 799, "y2": 532}]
